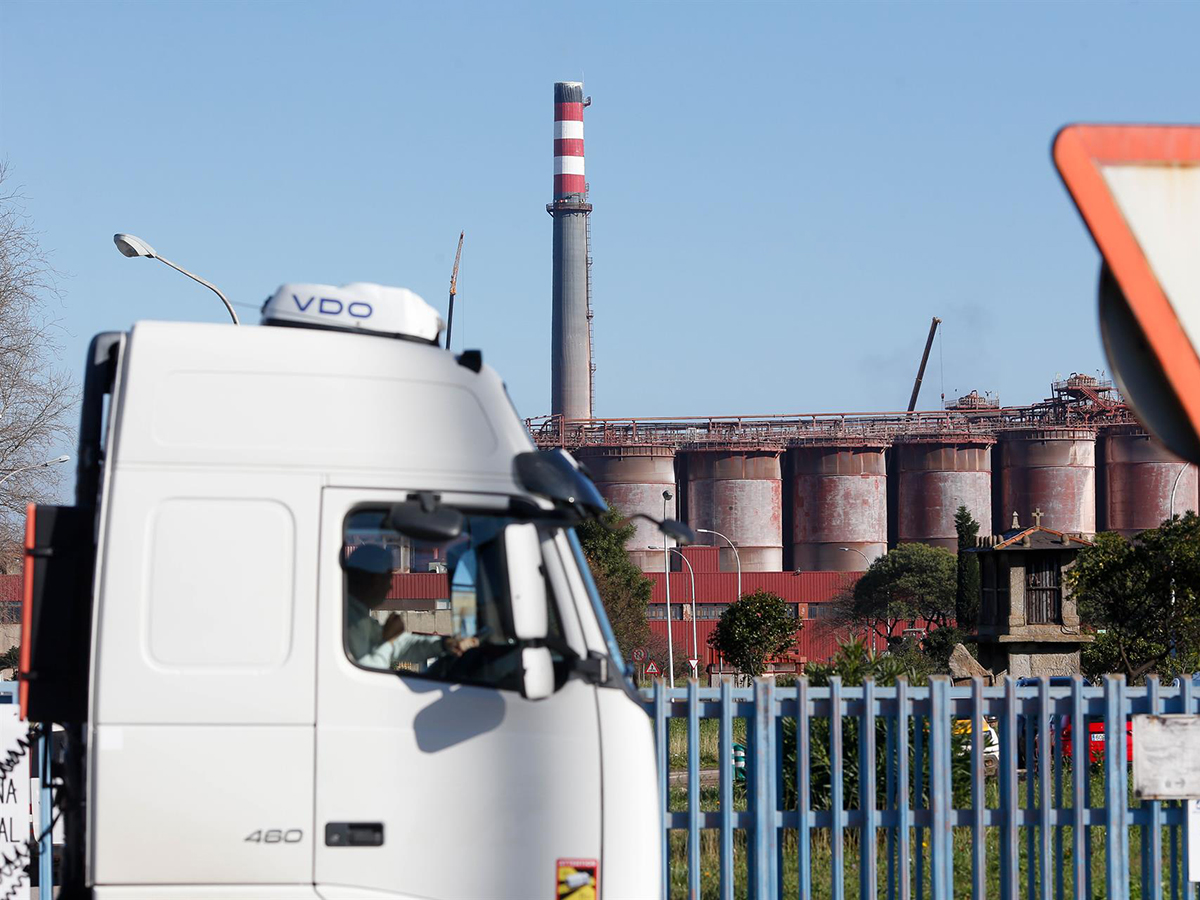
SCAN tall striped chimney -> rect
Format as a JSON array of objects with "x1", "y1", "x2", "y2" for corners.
[{"x1": 549, "y1": 81, "x2": 593, "y2": 421}]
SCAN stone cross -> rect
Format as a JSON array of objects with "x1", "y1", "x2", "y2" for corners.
[{"x1": 1032, "y1": 507, "x2": 1044, "y2": 527}]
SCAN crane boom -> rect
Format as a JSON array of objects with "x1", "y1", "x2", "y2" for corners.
[
  {"x1": 907, "y1": 316, "x2": 941, "y2": 412},
  {"x1": 445, "y1": 231, "x2": 464, "y2": 349}
]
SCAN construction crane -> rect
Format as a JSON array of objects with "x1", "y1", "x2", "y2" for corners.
[
  {"x1": 445, "y1": 231, "x2": 464, "y2": 350},
  {"x1": 907, "y1": 316, "x2": 942, "y2": 412}
]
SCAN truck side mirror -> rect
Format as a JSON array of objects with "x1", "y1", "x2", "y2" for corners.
[
  {"x1": 520, "y1": 647, "x2": 555, "y2": 701},
  {"x1": 505, "y1": 523, "x2": 548, "y2": 640}
]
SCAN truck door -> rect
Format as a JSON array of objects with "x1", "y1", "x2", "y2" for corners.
[{"x1": 314, "y1": 489, "x2": 602, "y2": 900}]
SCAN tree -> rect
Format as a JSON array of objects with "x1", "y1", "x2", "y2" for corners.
[
  {"x1": 707, "y1": 589, "x2": 800, "y2": 677},
  {"x1": 574, "y1": 505, "x2": 651, "y2": 659},
  {"x1": 954, "y1": 505, "x2": 982, "y2": 631},
  {"x1": 1069, "y1": 514, "x2": 1200, "y2": 683},
  {"x1": 832, "y1": 543, "x2": 957, "y2": 645},
  {"x1": 0, "y1": 165, "x2": 76, "y2": 572}
]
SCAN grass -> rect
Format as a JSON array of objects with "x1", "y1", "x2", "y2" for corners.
[
  {"x1": 662, "y1": 770, "x2": 1193, "y2": 899},
  {"x1": 668, "y1": 716, "x2": 748, "y2": 770}
]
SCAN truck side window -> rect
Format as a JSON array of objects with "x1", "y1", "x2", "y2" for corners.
[{"x1": 342, "y1": 508, "x2": 566, "y2": 692}]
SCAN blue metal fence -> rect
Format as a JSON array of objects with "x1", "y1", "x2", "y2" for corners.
[{"x1": 645, "y1": 674, "x2": 1200, "y2": 900}]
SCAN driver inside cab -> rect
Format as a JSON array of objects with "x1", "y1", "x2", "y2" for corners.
[{"x1": 344, "y1": 544, "x2": 478, "y2": 670}]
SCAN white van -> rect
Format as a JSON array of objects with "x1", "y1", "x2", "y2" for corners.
[{"x1": 22, "y1": 284, "x2": 668, "y2": 899}]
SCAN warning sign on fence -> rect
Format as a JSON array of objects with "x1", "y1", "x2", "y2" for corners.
[{"x1": 0, "y1": 705, "x2": 31, "y2": 900}]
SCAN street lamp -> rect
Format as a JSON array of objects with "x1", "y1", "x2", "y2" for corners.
[
  {"x1": 662, "y1": 489, "x2": 675, "y2": 688},
  {"x1": 0, "y1": 455, "x2": 71, "y2": 489},
  {"x1": 839, "y1": 547, "x2": 871, "y2": 568},
  {"x1": 697, "y1": 528, "x2": 741, "y2": 601},
  {"x1": 113, "y1": 233, "x2": 240, "y2": 325},
  {"x1": 841, "y1": 547, "x2": 886, "y2": 650},
  {"x1": 1170, "y1": 463, "x2": 1190, "y2": 519},
  {"x1": 668, "y1": 547, "x2": 698, "y2": 674}
]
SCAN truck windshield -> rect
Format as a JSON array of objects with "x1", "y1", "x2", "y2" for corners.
[
  {"x1": 566, "y1": 528, "x2": 627, "y2": 675},
  {"x1": 343, "y1": 508, "x2": 567, "y2": 692}
]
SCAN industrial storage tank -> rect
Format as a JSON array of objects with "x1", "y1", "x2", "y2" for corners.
[
  {"x1": 893, "y1": 436, "x2": 993, "y2": 552},
  {"x1": 996, "y1": 427, "x2": 1097, "y2": 536},
  {"x1": 574, "y1": 445, "x2": 677, "y2": 571},
  {"x1": 684, "y1": 449, "x2": 783, "y2": 572},
  {"x1": 1098, "y1": 425, "x2": 1199, "y2": 537},
  {"x1": 791, "y1": 444, "x2": 888, "y2": 571}
]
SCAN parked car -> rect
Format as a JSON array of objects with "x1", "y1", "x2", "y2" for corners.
[
  {"x1": 954, "y1": 716, "x2": 1001, "y2": 776},
  {"x1": 1016, "y1": 677, "x2": 1134, "y2": 765}
]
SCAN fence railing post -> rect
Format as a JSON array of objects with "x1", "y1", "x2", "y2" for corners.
[
  {"x1": 654, "y1": 678, "x2": 670, "y2": 900},
  {"x1": 971, "y1": 676, "x2": 986, "y2": 900},
  {"x1": 929, "y1": 676, "x2": 951, "y2": 900},
  {"x1": 831, "y1": 676, "x2": 845, "y2": 900},
  {"x1": 1038, "y1": 677, "x2": 1052, "y2": 900},
  {"x1": 897, "y1": 677, "x2": 911, "y2": 900},
  {"x1": 719, "y1": 677, "x2": 734, "y2": 900},
  {"x1": 799, "y1": 677, "x2": 812, "y2": 900},
  {"x1": 1104, "y1": 674, "x2": 1129, "y2": 900},
  {"x1": 688, "y1": 678, "x2": 701, "y2": 900},
  {"x1": 1147, "y1": 676, "x2": 1163, "y2": 900},
  {"x1": 1071, "y1": 675, "x2": 1087, "y2": 900},
  {"x1": 751, "y1": 678, "x2": 777, "y2": 899},
  {"x1": 1001, "y1": 676, "x2": 1019, "y2": 900},
  {"x1": 861, "y1": 678, "x2": 878, "y2": 900}
]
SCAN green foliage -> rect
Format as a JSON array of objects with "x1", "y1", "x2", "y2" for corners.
[
  {"x1": 781, "y1": 640, "x2": 971, "y2": 813},
  {"x1": 707, "y1": 589, "x2": 800, "y2": 677},
  {"x1": 575, "y1": 505, "x2": 652, "y2": 659},
  {"x1": 836, "y1": 543, "x2": 957, "y2": 644},
  {"x1": 0, "y1": 644, "x2": 17, "y2": 670},
  {"x1": 1069, "y1": 513, "x2": 1200, "y2": 683},
  {"x1": 954, "y1": 505, "x2": 982, "y2": 630}
]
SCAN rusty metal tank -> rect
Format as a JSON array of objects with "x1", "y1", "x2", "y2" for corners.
[
  {"x1": 790, "y1": 445, "x2": 888, "y2": 571},
  {"x1": 683, "y1": 449, "x2": 783, "y2": 572},
  {"x1": 894, "y1": 437, "x2": 993, "y2": 552},
  {"x1": 1098, "y1": 426, "x2": 1199, "y2": 537},
  {"x1": 573, "y1": 445, "x2": 676, "y2": 571},
  {"x1": 995, "y1": 427, "x2": 1097, "y2": 536}
]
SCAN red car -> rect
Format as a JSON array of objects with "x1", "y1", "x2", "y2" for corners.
[{"x1": 1058, "y1": 716, "x2": 1134, "y2": 763}]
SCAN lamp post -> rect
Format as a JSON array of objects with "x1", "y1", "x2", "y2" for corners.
[
  {"x1": 697, "y1": 527, "x2": 741, "y2": 601},
  {"x1": 1170, "y1": 463, "x2": 1189, "y2": 519},
  {"x1": 0, "y1": 455, "x2": 71, "y2": 489},
  {"x1": 839, "y1": 546, "x2": 870, "y2": 568},
  {"x1": 662, "y1": 489, "x2": 675, "y2": 688},
  {"x1": 668, "y1": 548, "x2": 698, "y2": 673},
  {"x1": 113, "y1": 233, "x2": 240, "y2": 325},
  {"x1": 840, "y1": 547, "x2": 880, "y2": 649}
]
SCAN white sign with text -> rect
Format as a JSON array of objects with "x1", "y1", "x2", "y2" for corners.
[{"x1": 0, "y1": 705, "x2": 31, "y2": 900}]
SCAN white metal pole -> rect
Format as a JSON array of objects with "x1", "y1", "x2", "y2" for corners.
[
  {"x1": 0, "y1": 455, "x2": 71, "y2": 489},
  {"x1": 1170, "y1": 463, "x2": 1189, "y2": 519},
  {"x1": 698, "y1": 528, "x2": 741, "y2": 600},
  {"x1": 663, "y1": 491, "x2": 675, "y2": 688},
  {"x1": 670, "y1": 548, "x2": 698, "y2": 673},
  {"x1": 154, "y1": 254, "x2": 240, "y2": 325}
]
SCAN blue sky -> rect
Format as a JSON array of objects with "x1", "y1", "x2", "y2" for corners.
[{"x1": 3, "y1": 0, "x2": 1198, "y2": 433}]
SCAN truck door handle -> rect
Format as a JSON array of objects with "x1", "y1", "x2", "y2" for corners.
[{"x1": 325, "y1": 822, "x2": 384, "y2": 847}]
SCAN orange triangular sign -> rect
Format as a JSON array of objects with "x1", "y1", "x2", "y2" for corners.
[{"x1": 1055, "y1": 124, "x2": 1200, "y2": 461}]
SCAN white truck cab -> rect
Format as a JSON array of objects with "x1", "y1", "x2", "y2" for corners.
[{"x1": 21, "y1": 284, "x2": 665, "y2": 899}]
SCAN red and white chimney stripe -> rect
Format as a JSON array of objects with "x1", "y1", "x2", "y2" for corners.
[{"x1": 554, "y1": 81, "x2": 585, "y2": 198}]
